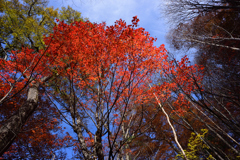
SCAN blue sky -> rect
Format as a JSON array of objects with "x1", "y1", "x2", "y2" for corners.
[
  {"x1": 48, "y1": 0, "x2": 170, "y2": 49},
  {"x1": 47, "y1": 0, "x2": 171, "y2": 158}
]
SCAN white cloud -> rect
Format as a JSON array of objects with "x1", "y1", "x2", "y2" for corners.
[{"x1": 49, "y1": 0, "x2": 170, "y2": 46}]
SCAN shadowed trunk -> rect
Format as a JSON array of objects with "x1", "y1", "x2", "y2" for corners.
[{"x1": 0, "y1": 82, "x2": 39, "y2": 156}]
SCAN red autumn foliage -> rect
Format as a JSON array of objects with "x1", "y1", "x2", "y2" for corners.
[{"x1": 0, "y1": 16, "x2": 208, "y2": 159}]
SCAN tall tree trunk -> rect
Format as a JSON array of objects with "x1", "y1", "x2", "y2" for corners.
[
  {"x1": 95, "y1": 128, "x2": 104, "y2": 160},
  {"x1": 0, "y1": 82, "x2": 39, "y2": 156}
]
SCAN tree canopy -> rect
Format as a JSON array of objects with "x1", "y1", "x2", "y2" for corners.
[
  {"x1": 0, "y1": 0, "x2": 85, "y2": 57},
  {"x1": 163, "y1": 0, "x2": 240, "y2": 159},
  {"x1": 0, "y1": 0, "x2": 239, "y2": 159}
]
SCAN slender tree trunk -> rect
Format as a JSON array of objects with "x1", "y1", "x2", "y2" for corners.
[
  {"x1": 95, "y1": 128, "x2": 104, "y2": 160},
  {"x1": 0, "y1": 82, "x2": 39, "y2": 156},
  {"x1": 75, "y1": 113, "x2": 94, "y2": 160},
  {"x1": 148, "y1": 82, "x2": 188, "y2": 160}
]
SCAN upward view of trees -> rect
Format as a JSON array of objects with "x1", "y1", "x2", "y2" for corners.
[
  {"x1": 0, "y1": 0, "x2": 85, "y2": 158},
  {"x1": 0, "y1": 0, "x2": 239, "y2": 159},
  {"x1": 163, "y1": 0, "x2": 240, "y2": 24},
  {"x1": 164, "y1": 0, "x2": 240, "y2": 159}
]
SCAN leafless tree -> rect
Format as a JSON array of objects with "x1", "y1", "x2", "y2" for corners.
[{"x1": 161, "y1": 0, "x2": 240, "y2": 25}]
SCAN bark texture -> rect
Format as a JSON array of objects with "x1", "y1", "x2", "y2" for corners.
[{"x1": 0, "y1": 82, "x2": 39, "y2": 156}]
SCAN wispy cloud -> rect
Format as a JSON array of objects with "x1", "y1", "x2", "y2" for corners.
[{"x1": 49, "y1": 0, "x2": 170, "y2": 46}]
